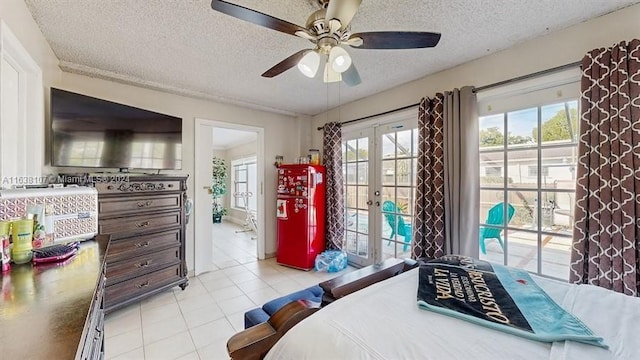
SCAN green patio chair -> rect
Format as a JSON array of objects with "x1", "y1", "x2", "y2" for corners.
[
  {"x1": 480, "y1": 202, "x2": 515, "y2": 254},
  {"x1": 382, "y1": 201, "x2": 412, "y2": 252}
]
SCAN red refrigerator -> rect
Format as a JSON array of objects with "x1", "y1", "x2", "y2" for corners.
[{"x1": 276, "y1": 164, "x2": 326, "y2": 270}]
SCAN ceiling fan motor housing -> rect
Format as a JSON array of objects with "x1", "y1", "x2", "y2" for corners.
[
  {"x1": 317, "y1": 0, "x2": 330, "y2": 9},
  {"x1": 306, "y1": 9, "x2": 351, "y2": 51}
]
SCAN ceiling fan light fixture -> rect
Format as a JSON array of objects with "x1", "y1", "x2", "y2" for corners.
[
  {"x1": 297, "y1": 50, "x2": 321, "y2": 78},
  {"x1": 323, "y1": 62, "x2": 342, "y2": 83},
  {"x1": 329, "y1": 46, "x2": 352, "y2": 73}
]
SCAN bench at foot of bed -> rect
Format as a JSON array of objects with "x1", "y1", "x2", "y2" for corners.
[{"x1": 227, "y1": 299, "x2": 320, "y2": 360}]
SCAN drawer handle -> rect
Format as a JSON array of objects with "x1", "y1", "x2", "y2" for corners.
[
  {"x1": 135, "y1": 260, "x2": 152, "y2": 268},
  {"x1": 136, "y1": 281, "x2": 150, "y2": 289},
  {"x1": 137, "y1": 200, "x2": 153, "y2": 208},
  {"x1": 135, "y1": 241, "x2": 151, "y2": 248},
  {"x1": 136, "y1": 221, "x2": 150, "y2": 228}
]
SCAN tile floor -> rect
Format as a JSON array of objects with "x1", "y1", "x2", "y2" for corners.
[{"x1": 105, "y1": 221, "x2": 347, "y2": 360}]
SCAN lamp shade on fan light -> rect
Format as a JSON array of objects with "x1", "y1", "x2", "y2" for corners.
[
  {"x1": 297, "y1": 50, "x2": 321, "y2": 78},
  {"x1": 329, "y1": 46, "x2": 352, "y2": 73}
]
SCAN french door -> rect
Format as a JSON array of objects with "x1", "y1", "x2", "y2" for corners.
[{"x1": 342, "y1": 115, "x2": 418, "y2": 266}]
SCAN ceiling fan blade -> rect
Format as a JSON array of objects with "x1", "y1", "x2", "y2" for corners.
[
  {"x1": 211, "y1": 0, "x2": 307, "y2": 36},
  {"x1": 262, "y1": 49, "x2": 311, "y2": 78},
  {"x1": 326, "y1": 0, "x2": 362, "y2": 29},
  {"x1": 342, "y1": 63, "x2": 361, "y2": 87},
  {"x1": 349, "y1": 31, "x2": 441, "y2": 49}
]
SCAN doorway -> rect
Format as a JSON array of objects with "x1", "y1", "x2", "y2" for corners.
[
  {"x1": 194, "y1": 119, "x2": 265, "y2": 275},
  {"x1": 342, "y1": 108, "x2": 418, "y2": 267}
]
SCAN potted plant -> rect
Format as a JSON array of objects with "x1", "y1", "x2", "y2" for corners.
[{"x1": 211, "y1": 157, "x2": 228, "y2": 223}]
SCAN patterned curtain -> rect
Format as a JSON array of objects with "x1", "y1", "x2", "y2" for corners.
[
  {"x1": 412, "y1": 88, "x2": 479, "y2": 260},
  {"x1": 412, "y1": 94, "x2": 446, "y2": 259},
  {"x1": 570, "y1": 39, "x2": 640, "y2": 296},
  {"x1": 323, "y1": 122, "x2": 345, "y2": 250}
]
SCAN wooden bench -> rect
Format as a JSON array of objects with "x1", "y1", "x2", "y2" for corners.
[{"x1": 226, "y1": 258, "x2": 418, "y2": 359}]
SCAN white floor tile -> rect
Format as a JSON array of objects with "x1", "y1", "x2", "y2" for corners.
[
  {"x1": 144, "y1": 331, "x2": 196, "y2": 360},
  {"x1": 182, "y1": 305, "x2": 225, "y2": 329},
  {"x1": 177, "y1": 293, "x2": 217, "y2": 314},
  {"x1": 139, "y1": 290, "x2": 177, "y2": 312},
  {"x1": 226, "y1": 311, "x2": 247, "y2": 333},
  {"x1": 217, "y1": 294, "x2": 256, "y2": 315},
  {"x1": 208, "y1": 285, "x2": 244, "y2": 302},
  {"x1": 105, "y1": 304, "x2": 142, "y2": 339},
  {"x1": 107, "y1": 346, "x2": 144, "y2": 360},
  {"x1": 105, "y1": 328, "x2": 144, "y2": 359},
  {"x1": 244, "y1": 287, "x2": 280, "y2": 306},
  {"x1": 141, "y1": 302, "x2": 183, "y2": 327},
  {"x1": 175, "y1": 351, "x2": 201, "y2": 360},
  {"x1": 196, "y1": 336, "x2": 232, "y2": 359},
  {"x1": 235, "y1": 278, "x2": 270, "y2": 293},
  {"x1": 200, "y1": 277, "x2": 234, "y2": 292},
  {"x1": 189, "y1": 317, "x2": 235, "y2": 349},
  {"x1": 143, "y1": 314, "x2": 188, "y2": 345}
]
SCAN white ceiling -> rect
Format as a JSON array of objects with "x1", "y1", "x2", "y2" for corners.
[
  {"x1": 211, "y1": 127, "x2": 257, "y2": 150},
  {"x1": 24, "y1": 0, "x2": 639, "y2": 116}
]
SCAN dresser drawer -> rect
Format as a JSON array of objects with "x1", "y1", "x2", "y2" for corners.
[
  {"x1": 106, "y1": 229, "x2": 181, "y2": 263},
  {"x1": 106, "y1": 246, "x2": 180, "y2": 286},
  {"x1": 98, "y1": 193, "x2": 181, "y2": 217},
  {"x1": 105, "y1": 264, "x2": 182, "y2": 308},
  {"x1": 96, "y1": 180, "x2": 182, "y2": 194},
  {"x1": 98, "y1": 211, "x2": 181, "y2": 237}
]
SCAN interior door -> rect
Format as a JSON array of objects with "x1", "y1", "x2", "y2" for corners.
[{"x1": 343, "y1": 114, "x2": 418, "y2": 266}]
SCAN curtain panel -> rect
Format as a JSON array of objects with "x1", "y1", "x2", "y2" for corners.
[
  {"x1": 443, "y1": 87, "x2": 479, "y2": 257},
  {"x1": 413, "y1": 94, "x2": 446, "y2": 259},
  {"x1": 570, "y1": 39, "x2": 640, "y2": 296},
  {"x1": 413, "y1": 88, "x2": 478, "y2": 259},
  {"x1": 322, "y1": 122, "x2": 345, "y2": 250}
]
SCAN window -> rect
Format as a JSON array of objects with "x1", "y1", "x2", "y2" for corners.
[
  {"x1": 231, "y1": 157, "x2": 257, "y2": 212},
  {"x1": 479, "y1": 99, "x2": 578, "y2": 280}
]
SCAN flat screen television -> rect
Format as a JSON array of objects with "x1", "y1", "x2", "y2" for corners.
[{"x1": 50, "y1": 88, "x2": 182, "y2": 170}]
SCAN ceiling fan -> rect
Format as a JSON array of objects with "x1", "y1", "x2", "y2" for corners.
[{"x1": 210, "y1": 0, "x2": 441, "y2": 86}]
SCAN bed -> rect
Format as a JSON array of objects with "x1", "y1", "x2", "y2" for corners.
[{"x1": 264, "y1": 267, "x2": 640, "y2": 360}]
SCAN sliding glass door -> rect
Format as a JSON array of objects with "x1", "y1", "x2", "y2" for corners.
[{"x1": 343, "y1": 115, "x2": 417, "y2": 266}]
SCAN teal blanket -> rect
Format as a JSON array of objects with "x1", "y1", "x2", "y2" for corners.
[{"x1": 417, "y1": 255, "x2": 606, "y2": 348}]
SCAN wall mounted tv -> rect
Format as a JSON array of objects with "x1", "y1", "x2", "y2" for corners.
[{"x1": 50, "y1": 88, "x2": 182, "y2": 170}]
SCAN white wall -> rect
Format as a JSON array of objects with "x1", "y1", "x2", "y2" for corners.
[
  {"x1": 311, "y1": 4, "x2": 640, "y2": 145},
  {"x1": 1, "y1": 0, "x2": 299, "y2": 269}
]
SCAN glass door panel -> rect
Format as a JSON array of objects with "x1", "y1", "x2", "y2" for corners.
[
  {"x1": 377, "y1": 124, "x2": 417, "y2": 261},
  {"x1": 343, "y1": 128, "x2": 374, "y2": 266}
]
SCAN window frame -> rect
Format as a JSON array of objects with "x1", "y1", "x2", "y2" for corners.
[
  {"x1": 479, "y1": 91, "x2": 579, "y2": 281},
  {"x1": 230, "y1": 156, "x2": 257, "y2": 211}
]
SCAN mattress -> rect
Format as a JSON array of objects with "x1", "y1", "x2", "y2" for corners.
[{"x1": 266, "y1": 268, "x2": 640, "y2": 360}]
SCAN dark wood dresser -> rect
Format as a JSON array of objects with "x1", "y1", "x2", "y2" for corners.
[
  {"x1": 0, "y1": 239, "x2": 107, "y2": 360},
  {"x1": 95, "y1": 174, "x2": 189, "y2": 313}
]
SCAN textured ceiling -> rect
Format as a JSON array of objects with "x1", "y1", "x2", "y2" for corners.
[{"x1": 24, "y1": 0, "x2": 639, "y2": 116}]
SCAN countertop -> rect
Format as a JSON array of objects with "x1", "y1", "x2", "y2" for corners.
[{"x1": 0, "y1": 239, "x2": 107, "y2": 359}]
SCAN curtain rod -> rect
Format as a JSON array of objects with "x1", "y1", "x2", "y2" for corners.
[{"x1": 317, "y1": 60, "x2": 582, "y2": 131}]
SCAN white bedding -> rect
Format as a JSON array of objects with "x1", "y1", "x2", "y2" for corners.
[{"x1": 266, "y1": 268, "x2": 640, "y2": 360}]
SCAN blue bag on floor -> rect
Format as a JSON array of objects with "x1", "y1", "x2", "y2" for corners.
[{"x1": 314, "y1": 250, "x2": 348, "y2": 273}]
